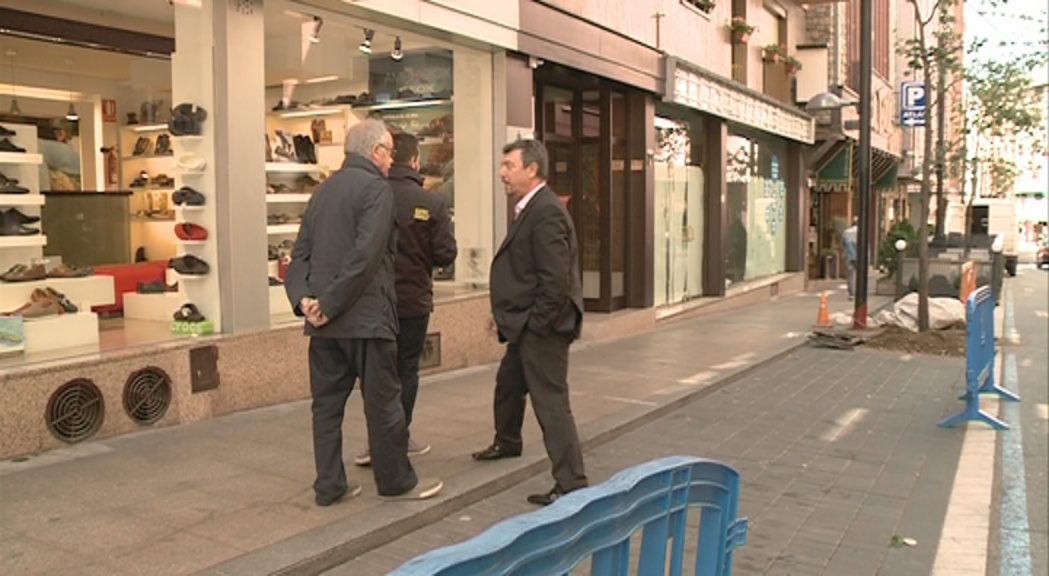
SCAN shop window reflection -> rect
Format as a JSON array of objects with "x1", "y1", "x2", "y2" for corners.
[
  {"x1": 653, "y1": 114, "x2": 704, "y2": 306},
  {"x1": 725, "y1": 130, "x2": 787, "y2": 285}
]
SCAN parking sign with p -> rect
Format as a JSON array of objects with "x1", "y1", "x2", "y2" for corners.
[{"x1": 900, "y1": 81, "x2": 926, "y2": 127}]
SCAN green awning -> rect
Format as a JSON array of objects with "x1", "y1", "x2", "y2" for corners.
[
  {"x1": 814, "y1": 144, "x2": 853, "y2": 192},
  {"x1": 875, "y1": 164, "x2": 898, "y2": 190}
]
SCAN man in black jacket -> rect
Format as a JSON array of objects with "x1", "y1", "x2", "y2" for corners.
[
  {"x1": 355, "y1": 132, "x2": 457, "y2": 466},
  {"x1": 285, "y1": 119, "x2": 442, "y2": 505}
]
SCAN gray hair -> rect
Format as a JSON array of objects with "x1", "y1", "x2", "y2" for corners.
[
  {"x1": 502, "y1": 138, "x2": 548, "y2": 180},
  {"x1": 344, "y1": 119, "x2": 389, "y2": 157}
]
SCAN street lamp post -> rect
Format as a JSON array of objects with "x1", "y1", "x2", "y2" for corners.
[{"x1": 807, "y1": 0, "x2": 872, "y2": 330}]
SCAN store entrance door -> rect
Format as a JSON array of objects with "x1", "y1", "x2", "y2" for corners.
[{"x1": 535, "y1": 70, "x2": 634, "y2": 312}]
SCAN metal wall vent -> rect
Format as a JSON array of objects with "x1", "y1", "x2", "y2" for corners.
[
  {"x1": 46, "y1": 378, "x2": 105, "y2": 443},
  {"x1": 123, "y1": 366, "x2": 172, "y2": 425}
]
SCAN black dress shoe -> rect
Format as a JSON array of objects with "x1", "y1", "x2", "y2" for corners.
[
  {"x1": 527, "y1": 485, "x2": 564, "y2": 506},
  {"x1": 0, "y1": 138, "x2": 26, "y2": 153},
  {"x1": 3, "y1": 208, "x2": 40, "y2": 225},
  {"x1": 471, "y1": 444, "x2": 522, "y2": 461},
  {"x1": 0, "y1": 124, "x2": 15, "y2": 136}
]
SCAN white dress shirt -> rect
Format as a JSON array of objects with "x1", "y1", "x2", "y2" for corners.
[{"x1": 514, "y1": 182, "x2": 545, "y2": 220}]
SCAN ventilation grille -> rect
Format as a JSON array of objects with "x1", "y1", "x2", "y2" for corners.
[
  {"x1": 123, "y1": 367, "x2": 172, "y2": 425},
  {"x1": 46, "y1": 379, "x2": 105, "y2": 443}
]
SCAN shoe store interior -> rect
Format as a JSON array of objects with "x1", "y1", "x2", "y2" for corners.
[{"x1": 0, "y1": 0, "x2": 485, "y2": 367}]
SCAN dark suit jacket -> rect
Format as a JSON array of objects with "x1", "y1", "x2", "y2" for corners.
[
  {"x1": 489, "y1": 185, "x2": 583, "y2": 344},
  {"x1": 284, "y1": 154, "x2": 399, "y2": 340}
]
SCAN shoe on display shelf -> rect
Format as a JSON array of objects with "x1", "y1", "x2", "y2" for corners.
[
  {"x1": 169, "y1": 255, "x2": 210, "y2": 276},
  {"x1": 0, "y1": 138, "x2": 27, "y2": 153},
  {"x1": 46, "y1": 264, "x2": 93, "y2": 278},
  {"x1": 173, "y1": 302, "x2": 206, "y2": 322},
  {"x1": 172, "y1": 186, "x2": 205, "y2": 206},
  {"x1": 1, "y1": 263, "x2": 47, "y2": 283}
]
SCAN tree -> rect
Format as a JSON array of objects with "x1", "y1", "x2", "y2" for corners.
[{"x1": 900, "y1": 0, "x2": 964, "y2": 331}]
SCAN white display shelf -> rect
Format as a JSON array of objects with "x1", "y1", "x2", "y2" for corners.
[
  {"x1": 0, "y1": 152, "x2": 44, "y2": 165},
  {"x1": 266, "y1": 193, "x2": 312, "y2": 204},
  {"x1": 0, "y1": 194, "x2": 45, "y2": 206},
  {"x1": 122, "y1": 155, "x2": 175, "y2": 161},
  {"x1": 0, "y1": 275, "x2": 115, "y2": 310},
  {"x1": 123, "y1": 292, "x2": 184, "y2": 322},
  {"x1": 176, "y1": 239, "x2": 207, "y2": 246},
  {"x1": 269, "y1": 284, "x2": 293, "y2": 316},
  {"x1": 266, "y1": 223, "x2": 300, "y2": 235},
  {"x1": 174, "y1": 168, "x2": 206, "y2": 176},
  {"x1": 175, "y1": 205, "x2": 206, "y2": 215},
  {"x1": 171, "y1": 135, "x2": 203, "y2": 142},
  {"x1": 265, "y1": 162, "x2": 326, "y2": 174},
  {"x1": 127, "y1": 123, "x2": 169, "y2": 133},
  {"x1": 0, "y1": 235, "x2": 46, "y2": 248},
  {"x1": 22, "y1": 312, "x2": 99, "y2": 354}
]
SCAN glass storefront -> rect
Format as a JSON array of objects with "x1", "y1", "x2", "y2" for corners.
[
  {"x1": 0, "y1": 1, "x2": 495, "y2": 368},
  {"x1": 653, "y1": 112, "x2": 704, "y2": 307},
  {"x1": 725, "y1": 127, "x2": 789, "y2": 285}
]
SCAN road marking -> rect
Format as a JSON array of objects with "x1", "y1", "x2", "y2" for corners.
[
  {"x1": 1035, "y1": 310, "x2": 1047, "y2": 319},
  {"x1": 1036, "y1": 404, "x2": 1048, "y2": 421},
  {"x1": 678, "y1": 370, "x2": 718, "y2": 385},
  {"x1": 711, "y1": 352, "x2": 756, "y2": 371},
  {"x1": 820, "y1": 408, "x2": 868, "y2": 443},
  {"x1": 1000, "y1": 352, "x2": 1033, "y2": 576},
  {"x1": 1021, "y1": 358, "x2": 1033, "y2": 368},
  {"x1": 1004, "y1": 291, "x2": 1021, "y2": 344},
  {"x1": 602, "y1": 396, "x2": 658, "y2": 407}
]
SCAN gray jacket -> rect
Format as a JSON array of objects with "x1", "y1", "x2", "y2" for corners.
[{"x1": 284, "y1": 154, "x2": 399, "y2": 340}]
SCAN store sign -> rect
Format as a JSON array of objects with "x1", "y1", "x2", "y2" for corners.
[
  {"x1": 900, "y1": 81, "x2": 926, "y2": 127},
  {"x1": 665, "y1": 58, "x2": 814, "y2": 144}
]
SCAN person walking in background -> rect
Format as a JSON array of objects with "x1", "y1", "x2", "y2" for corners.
[
  {"x1": 285, "y1": 119, "x2": 442, "y2": 506},
  {"x1": 471, "y1": 138, "x2": 588, "y2": 506},
  {"x1": 355, "y1": 132, "x2": 457, "y2": 467},
  {"x1": 842, "y1": 216, "x2": 858, "y2": 300}
]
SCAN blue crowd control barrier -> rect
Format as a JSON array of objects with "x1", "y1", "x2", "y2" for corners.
[
  {"x1": 938, "y1": 286, "x2": 1020, "y2": 430},
  {"x1": 389, "y1": 456, "x2": 748, "y2": 576}
]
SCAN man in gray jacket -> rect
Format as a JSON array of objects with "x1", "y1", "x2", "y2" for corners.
[{"x1": 285, "y1": 119, "x2": 442, "y2": 505}]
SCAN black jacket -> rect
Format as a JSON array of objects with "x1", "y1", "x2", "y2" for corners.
[
  {"x1": 284, "y1": 154, "x2": 398, "y2": 340},
  {"x1": 489, "y1": 185, "x2": 583, "y2": 344},
  {"x1": 388, "y1": 164, "x2": 457, "y2": 318}
]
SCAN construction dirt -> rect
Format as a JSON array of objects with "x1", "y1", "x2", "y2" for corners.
[{"x1": 864, "y1": 324, "x2": 968, "y2": 357}]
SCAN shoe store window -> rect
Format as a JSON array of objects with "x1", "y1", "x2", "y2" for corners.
[
  {"x1": 0, "y1": 13, "x2": 212, "y2": 367},
  {"x1": 263, "y1": 5, "x2": 493, "y2": 322}
]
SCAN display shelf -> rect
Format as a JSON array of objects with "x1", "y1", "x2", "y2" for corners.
[
  {"x1": 128, "y1": 123, "x2": 169, "y2": 133},
  {"x1": 0, "y1": 152, "x2": 44, "y2": 165},
  {"x1": 175, "y1": 205, "x2": 206, "y2": 213},
  {"x1": 174, "y1": 168, "x2": 206, "y2": 176},
  {"x1": 267, "y1": 223, "x2": 300, "y2": 235},
  {"x1": 122, "y1": 154, "x2": 175, "y2": 161},
  {"x1": 170, "y1": 135, "x2": 203, "y2": 142},
  {"x1": 0, "y1": 235, "x2": 46, "y2": 248},
  {"x1": 353, "y1": 98, "x2": 452, "y2": 112},
  {"x1": 269, "y1": 284, "x2": 293, "y2": 316},
  {"x1": 123, "y1": 292, "x2": 184, "y2": 322},
  {"x1": 130, "y1": 215, "x2": 176, "y2": 222},
  {"x1": 265, "y1": 162, "x2": 326, "y2": 174},
  {"x1": 21, "y1": 312, "x2": 99, "y2": 354},
  {"x1": 176, "y1": 239, "x2": 207, "y2": 246},
  {"x1": 0, "y1": 275, "x2": 115, "y2": 309},
  {"x1": 0, "y1": 194, "x2": 45, "y2": 206},
  {"x1": 266, "y1": 193, "x2": 312, "y2": 204},
  {"x1": 273, "y1": 107, "x2": 344, "y2": 119}
]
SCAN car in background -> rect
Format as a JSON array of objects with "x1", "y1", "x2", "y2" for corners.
[{"x1": 1037, "y1": 241, "x2": 1049, "y2": 269}]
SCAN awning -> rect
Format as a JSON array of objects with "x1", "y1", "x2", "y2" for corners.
[
  {"x1": 875, "y1": 164, "x2": 898, "y2": 191},
  {"x1": 814, "y1": 143, "x2": 853, "y2": 192}
]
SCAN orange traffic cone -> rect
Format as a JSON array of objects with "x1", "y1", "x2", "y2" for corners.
[{"x1": 815, "y1": 291, "x2": 830, "y2": 327}]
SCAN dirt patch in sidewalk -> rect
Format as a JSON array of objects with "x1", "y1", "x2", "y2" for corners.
[{"x1": 864, "y1": 324, "x2": 967, "y2": 357}]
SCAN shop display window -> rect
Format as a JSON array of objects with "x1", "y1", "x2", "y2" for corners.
[
  {"x1": 653, "y1": 113, "x2": 705, "y2": 306},
  {"x1": 725, "y1": 129, "x2": 788, "y2": 284}
]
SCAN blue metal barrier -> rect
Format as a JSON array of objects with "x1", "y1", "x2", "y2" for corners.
[
  {"x1": 938, "y1": 285, "x2": 1020, "y2": 430},
  {"x1": 389, "y1": 456, "x2": 748, "y2": 576}
]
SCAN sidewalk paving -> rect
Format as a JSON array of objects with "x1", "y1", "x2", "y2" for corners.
[
  {"x1": 326, "y1": 346, "x2": 969, "y2": 576},
  {"x1": 0, "y1": 285, "x2": 889, "y2": 576}
]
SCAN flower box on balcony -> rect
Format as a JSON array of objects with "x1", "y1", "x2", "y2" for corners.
[{"x1": 728, "y1": 17, "x2": 755, "y2": 43}]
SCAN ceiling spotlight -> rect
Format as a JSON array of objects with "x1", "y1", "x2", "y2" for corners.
[
  {"x1": 309, "y1": 16, "x2": 323, "y2": 44},
  {"x1": 391, "y1": 36, "x2": 403, "y2": 61},
  {"x1": 64, "y1": 59, "x2": 78, "y2": 122},
  {"x1": 360, "y1": 28, "x2": 374, "y2": 55}
]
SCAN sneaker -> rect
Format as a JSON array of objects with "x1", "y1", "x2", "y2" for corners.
[
  {"x1": 315, "y1": 483, "x2": 363, "y2": 507},
  {"x1": 407, "y1": 437, "x2": 431, "y2": 456},
  {"x1": 353, "y1": 450, "x2": 371, "y2": 467},
  {"x1": 380, "y1": 478, "x2": 443, "y2": 501}
]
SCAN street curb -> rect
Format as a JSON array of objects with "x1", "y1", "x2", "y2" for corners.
[{"x1": 203, "y1": 340, "x2": 810, "y2": 576}]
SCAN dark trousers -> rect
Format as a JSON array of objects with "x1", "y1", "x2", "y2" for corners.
[
  {"x1": 396, "y1": 314, "x2": 430, "y2": 429},
  {"x1": 308, "y1": 337, "x2": 417, "y2": 497},
  {"x1": 492, "y1": 328, "x2": 588, "y2": 492}
]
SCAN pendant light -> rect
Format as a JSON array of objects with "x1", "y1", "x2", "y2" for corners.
[
  {"x1": 64, "y1": 59, "x2": 78, "y2": 122},
  {"x1": 6, "y1": 50, "x2": 21, "y2": 116}
]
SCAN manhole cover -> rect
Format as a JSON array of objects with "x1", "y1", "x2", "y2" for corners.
[
  {"x1": 123, "y1": 367, "x2": 172, "y2": 425},
  {"x1": 46, "y1": 379, "x2": 105, "y2": 443}
]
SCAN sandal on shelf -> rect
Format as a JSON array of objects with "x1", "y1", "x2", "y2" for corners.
[{"x1": 173, "y1": 303, "x2": 205, "y2": 322}]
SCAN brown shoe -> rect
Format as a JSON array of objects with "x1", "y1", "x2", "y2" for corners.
[
  {"x1": 0, "y1": 263, "x2": 46, "y2": 282},
  {"x1": 47, "y1": 264, "x2": 93, "y2": 278},
  {"x1": 4, "y1": 294, "x2": 63, "y2": 319}
]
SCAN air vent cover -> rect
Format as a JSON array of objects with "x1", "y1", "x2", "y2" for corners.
[
  {"x1": 46, "y1": 378, "x2": 105, "y2": 443},
  {"x1": 123, "y1": 366, "x2": 172, "y2": 425}
]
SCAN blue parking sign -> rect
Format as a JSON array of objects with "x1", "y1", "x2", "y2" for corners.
[{"x1": 900, "y1": 81, "x2": 926, "y2": 127}]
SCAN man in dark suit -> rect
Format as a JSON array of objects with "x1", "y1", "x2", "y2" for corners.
[
  {"x1": 471, "y1": 138, "x2": 588, "y2": 506},
  {"x1": 285, "y1": 119, "x2": 442, "y2": 506}
]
